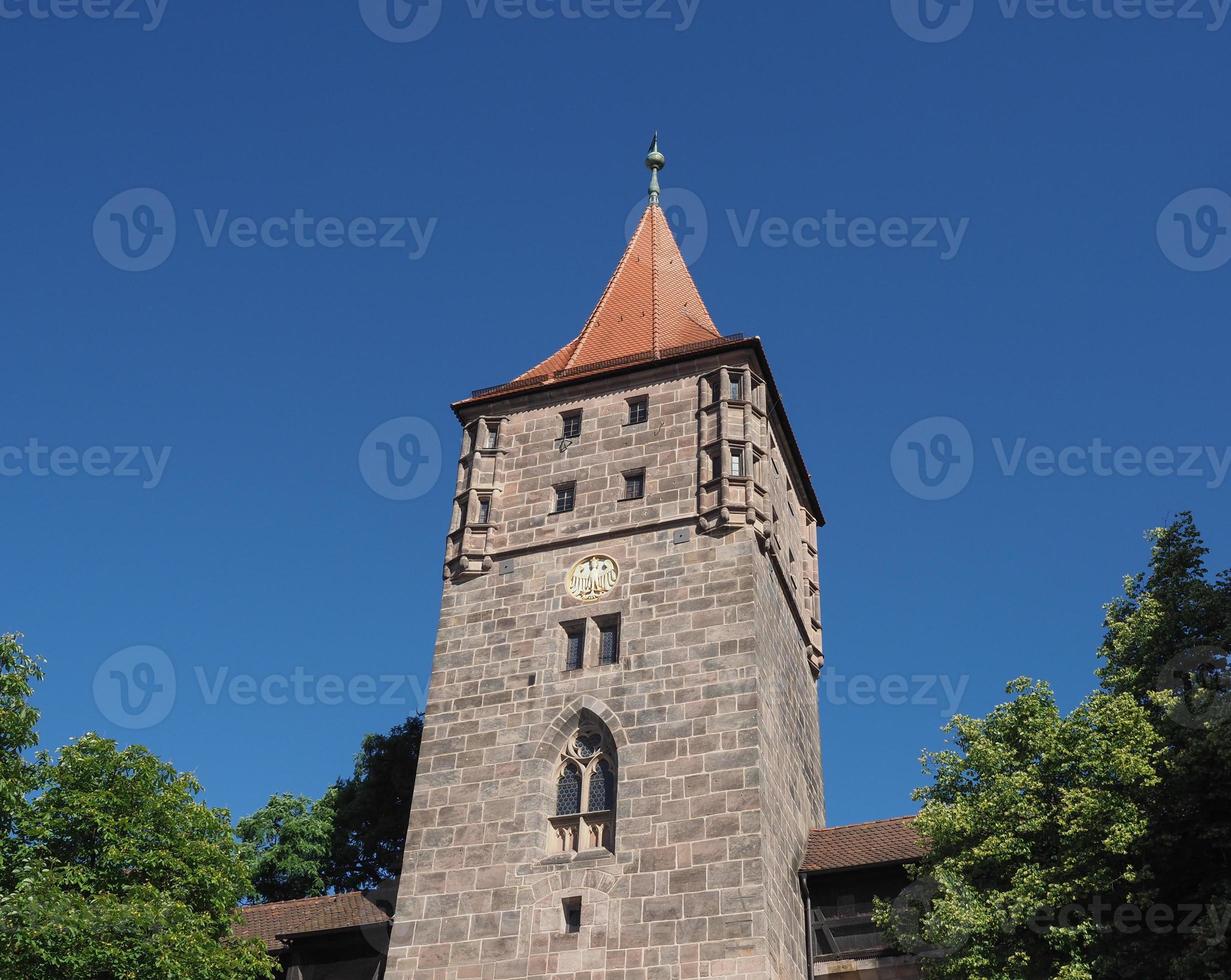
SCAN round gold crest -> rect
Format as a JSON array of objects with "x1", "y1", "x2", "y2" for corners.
[{"x1": 567, "y1": 555, "x2": 620, "y2": 603}]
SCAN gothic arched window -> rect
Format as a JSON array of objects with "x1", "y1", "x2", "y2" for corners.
[{"x1": 549, "y1": 715, "x2": 616, "y2": 855}]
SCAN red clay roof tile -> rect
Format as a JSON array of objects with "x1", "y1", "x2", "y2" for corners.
[
  {"x1": 509, "y1": 202, "x2": 720, "y2": 388},
  {"x1": 235, "y1": 891, "x2": 391, "y2": 953},
  {"x1": 802, "y1": 816, "x2": 927, "y2": 874}
]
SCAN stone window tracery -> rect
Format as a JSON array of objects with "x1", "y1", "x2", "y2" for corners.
[{"x1": 550, "y1": 716, "x2": 616, "y2": 855}]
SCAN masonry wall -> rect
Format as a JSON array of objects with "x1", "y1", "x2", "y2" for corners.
[{"x1": 388, "y1": 352, "x2": 825, "y2": 980}]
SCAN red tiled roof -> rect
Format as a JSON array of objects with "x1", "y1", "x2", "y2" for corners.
[
  {"x1": 235, "y1": 892, "x2": 391, "y2": 953},
  {"x1": 802, "y1": 816, "x2": 927, "y2": 874},
  {"x1": 505, "y1": 201, "x2": 720, "y2": 391}
]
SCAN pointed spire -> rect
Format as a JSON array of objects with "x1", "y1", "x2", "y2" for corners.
[{"x1": 646, "y1": 132, "x2": 665, "y2": 205}]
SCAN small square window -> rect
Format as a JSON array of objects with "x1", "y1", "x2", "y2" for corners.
[
  {"x1": 564, "y1": 623, "x2": 585, "y2": 671},
  {"x1": 477, "y1": 497, "x2": 492, "y2": 524},
  {"x1": 563, "y1": 897, "x2": 582, "y2": 934},
  {"x1": 554, "y1": 484, "x2": 576, "y2": 514},
  {"x1": 599, "y1": 619, "x2": 620, "y2": 666},
  {"x1": 628, "y1": 397, "x2": 648, "y2": 425},
  {"x1": 623, "y1": 471, "x2": 645, "y2": 501},
  {"x1": 730, "y1": 450, "x2": 744, "y2": 478},
  {"x1": 729, "y1": 374, "x2": 744, "y2": 401},
  {"x1": 561, "y1": 412, "x2": 582, "y2": 441}
]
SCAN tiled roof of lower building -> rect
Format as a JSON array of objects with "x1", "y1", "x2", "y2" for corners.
[
  {"x1": 802, "y1": 816, "x2": 926, "y2": 873},
  {"x1": 236, "y1": 891, "x2": 392, "y2": 953}
]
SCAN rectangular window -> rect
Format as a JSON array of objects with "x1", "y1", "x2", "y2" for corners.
[
  {"x1": 564, "y1": 623, "x2": 585, "y2": 671},
  {"x1": 628, "y1": 397, "x2": 648, "y2": 425},
  {"x1": 477, "y1": 497, "x2": 492, "y2": 524},
  {"x1": 554, "y1": 484, "x2": 576, "y2": 514},
  {"x1": 561, "y1": 412, "x2": 582, "y2": 441},
  {"x1": 484, "y1": 426, "x2": 499, "y2": 449},
  {"x1": 730, "y1": 449, "x2": 744, "y2": 478},
  {"x1": 599, "y1": 619, "x2": 620, "y2": 666},
  {"x1": 623, "y1": 470, "x2": 645, "y2": 501},
  {"x1": 563, "y1": 897, "x2": 582, "y2": 934},
  {"x1": 729, "y1": 374, "x2": 744, "y2": 401}
]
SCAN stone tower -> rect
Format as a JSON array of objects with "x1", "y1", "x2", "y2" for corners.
[{"x1": 388, "y1": 142, "x2": 826, "y2": 980}]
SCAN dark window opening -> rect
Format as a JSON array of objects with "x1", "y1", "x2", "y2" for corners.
[
  {"x1": 623, "y1": 471, "x2": 645, "y2": 501},
  {"x1": 561, "y1": 412, "x2": 582, "y2": 441},
  {"x1": 729, "y1": 374, "x2": 744, "y2": 401},
  {"x1": 598, "y1": 619, "x2": 620, "y2": 666},
  {"x1": 557, "y1": 764, "x2": 581, "y2": 816},
  {"x1": 563, "y1": 897, "x2": 582, "y2": 934},
  {"x1": 564, "y1": 623, "x2": 585, "y2": 671},
  {"x1": 477, "y1": 497, "x2": 492, "y2": 524},
  {"x1": 628, "y1": 397, "x2": 648, "y2": 425},
  {"x1": 554, "y1": 484, "x2": 576, "y2": 514}
]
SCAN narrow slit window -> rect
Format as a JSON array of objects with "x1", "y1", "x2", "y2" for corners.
[
  {"x1": 563, "y1": 897, "x2": 582, "y2": 934},
  {"x1": 477, "y1": 497, "x2": 492, "y2": 524},
  {"x1": 599, "y1": 619, "x2": 620, "y2": 666},
  {"x1": 565, "y1": 624, "x2": 585, "y2": 671}
]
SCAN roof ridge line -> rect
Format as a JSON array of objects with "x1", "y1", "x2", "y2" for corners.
[{"x1": 811, "y1": 814, "x2": 919, "y2": 832}]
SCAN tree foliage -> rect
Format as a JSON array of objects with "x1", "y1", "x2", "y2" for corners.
[
  {"x1": 0, "y1": 733, "x2": 271, "y2": 980},
  {"x1": 327, "y1": 714, "x2": 423, "y2": 892},
  {"x1": 235, "y1": 713, "x2": 423, "y2": 902},
  {"x1": 237, "y1": 791, "x2": 336, "y2": 904},
  {"x1": 0, "y1": 633, "x2": 43, "y2": 881},
  {"x1": 879, "y1": 680, "x2": 1161, "y2": 980},
  {"x1": 881, "y1": 512, "x2": 1231, "y2": 980},
  {"x1": 1097, "y1": 513, "x2": 1231, "y2": 979}
]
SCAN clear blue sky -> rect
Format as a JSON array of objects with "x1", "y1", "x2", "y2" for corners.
[{"x1": 2, "y1": 0, "x2": 1228, "y2": 829}]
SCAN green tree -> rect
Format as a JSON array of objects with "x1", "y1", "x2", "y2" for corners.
[
  {"x1": 237, "y1": 791, "x2": 336, "y2": 904},
  {"x1": 0, "y1": 633, "x2": 43, "y2": 883},
  {"x1": 878, "y1": 679, "x2": 1162, "y2": 980},
  {"x1": 0, "y1": 733, "x2": 272, "y2": 980},
  {"x1": 328, "y1": 714, "x2": 423, "y2": 892},
  {"x1": 1098, "y1": 513, "x2": 1231, "y2": 979}
]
